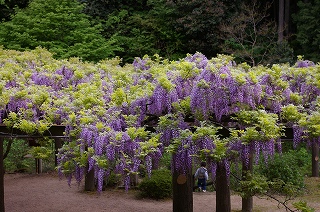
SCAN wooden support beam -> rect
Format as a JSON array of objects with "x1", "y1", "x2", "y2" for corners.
[
  {"x1": 312, "y1": 142, "x2": 319, "y2": 177},
  {"x1": 85, "y1": 168, "x2": 95, "y2": 191},
  {"x1": 242, "y1": 153, "x2": 254, "y2": 212},
  {"x1": 35, "y1": 159, "x2": 42, "y2": 174},
  {"x1": 0, "y1": 125, "x2": 67, "y2": 138},
  {"x1": 216, "y1": 162, "x2": 231, "y2": 212},
  {"x1": 172, "y1": 170, "x2": 193, "y2": 212}
]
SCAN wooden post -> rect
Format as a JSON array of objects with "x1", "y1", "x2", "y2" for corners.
[
  {"x1": 216, "y1": 161, "x2": 231, "y2": 212},
  {"x1": 85, "y1": 167, "x2": 95, "y2": 191},
  {"x1": 35, "y1": 159, "x2": 42, "y2": 174},
  {"x1": 130, "y1": 173, "x2": 138, "y2": 187},
  {"x1": 0, "y1": 137, "x2": 5, "y2": 212},
  {"x1": 54, "y1": 138, "x2": 63, "y2": 166},
  {"x1": 312, "y1": 142, "x2": 319, "y2": 177},
  {"x1": 172, "y1": 169, "x2": 193, "y2": 212},
  {"x1": 242, "y1": 153, "x2": 254, "y2": 212}
]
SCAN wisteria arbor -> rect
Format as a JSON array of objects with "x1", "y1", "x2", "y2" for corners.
[{"x1": 0, "y1": 47, "x2": 319, "y2": 212}]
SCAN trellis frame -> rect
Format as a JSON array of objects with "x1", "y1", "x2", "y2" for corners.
[{"x1": 0, "y1": 125, "x2": 67, "y2": 212}]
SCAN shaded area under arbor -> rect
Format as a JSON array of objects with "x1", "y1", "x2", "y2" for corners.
[{"x1": 0, "y1": 125, "x2": 67, "y2": 212}]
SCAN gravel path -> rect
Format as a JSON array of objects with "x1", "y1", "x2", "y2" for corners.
[{"x1": 4, "y1": 173, "x2": 311, "y2": 212}]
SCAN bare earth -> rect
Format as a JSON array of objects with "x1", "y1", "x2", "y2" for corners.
[{"x1": 3, "y1": 173, "x2": 319, "y2": 212}]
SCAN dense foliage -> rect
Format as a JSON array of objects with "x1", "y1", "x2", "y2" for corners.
[
  {"x1": 3, "y1": 139, "x2": 33, "y2": 173},
  {"x1": 0, "y1": 0, "x2": 121, "y2": 62},
  {"x1": 258, "y1": 148, "x2": 311, "y2": 189},
  {"x1": 293, "y1": 0, "x2": 320, "y2": 62},
  {"x1": 1, "y1": 0, "x2": 319, "y2": 63},
  {"x1": 0, "y1": 0, "x2": 29, "y2": 21},
  {"x1": 0, "y1": 48, "x2": 319, "y2": 197},
  {"x1": 138, "y1": 168, "x2": 172, "y2": 199}
]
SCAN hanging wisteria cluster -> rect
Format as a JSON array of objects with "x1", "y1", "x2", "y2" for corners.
[{"x1": 1, "y1": 47, "x2": 320, "y2": 192}]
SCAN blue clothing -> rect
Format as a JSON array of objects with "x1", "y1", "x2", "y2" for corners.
[
  {"x1": 194, "y1": 167, "x2": 208, "y2": 180},
  {"x1": 197, "y1": 178, "x2": 206, "y2": 191},
  {"x1": 195, "y1": 167, "x2": 208, "y2": 191}
]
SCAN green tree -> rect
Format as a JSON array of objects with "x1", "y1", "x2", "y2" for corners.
[
  {"x1": 220, "y1": 0, "x2": 279, "y2": 66},
  {"x1": 98, "y1": 0, "x2": 184, "y2": 63},
  {"x1": 0, "y1": 0, "x2": 30, "y2": 21},
  {"x1": 79, "y1": 0, "x2": 243, "y2": 63},
  {"x1": 293, "y1": 0, "x2": 320, "y2": 62},
  {"x1": 79, "y1": 0, "x2": 149, "y2": 19},
  {"x1": 102, "y1": 9, "x2": 163, "y2": 63},
  {"x1": 163, "y1": 0, "x2": 241, "y2": 58},
  {"x1": 0, "y1": 0, "x2": 121, "y2": 62}
]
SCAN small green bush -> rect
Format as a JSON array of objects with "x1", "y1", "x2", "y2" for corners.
[
  {"x1": 257, "y1": 148, "x2": 311, "y2": 189},
  {"x1": 159, "y1": 152, "x2": 171, "y2": 170},
  {"x1": 293, "y1": 201, "x2": 315, "y2": 212},
  {"x1": 138, "y1": 169, "x2": 172, "y2": 199},
  {"x1": 105, "y1": 172, "x2": 122, "y2": 188},
  {"x1": 4, "y1": 139, "x2": 34, "y2": 173},
  {"x1": 239, "y1": 172, "x2": 269, "y2": 198}
]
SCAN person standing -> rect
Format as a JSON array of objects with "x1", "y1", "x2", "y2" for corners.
[{"x1": 194, "y1": 161, "x2": 209, "y2": 192}]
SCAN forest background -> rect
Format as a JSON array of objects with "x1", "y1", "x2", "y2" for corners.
[{"x1": 0, "y1": 0, "x2": 319, "y2": 66}]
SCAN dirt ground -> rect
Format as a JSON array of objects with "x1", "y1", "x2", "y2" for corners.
[{"x1": 3, "y1": 172, "x2": 319, "y2": 212}]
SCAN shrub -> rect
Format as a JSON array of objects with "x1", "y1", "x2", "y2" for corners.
[
  {"x1": 104, "y1": 172, "x2": 122, "y2": 188},
  {"x1": 293, "y1": 201, "x2": 315, "y2": 212},
  {"x1": 257, "y1": 148, "x2": 311, "y2": 189},
  {"x1": 138, "y1": 169, "x2": 172, "y2": 199},
  {"x1": 3, "y1": 139, "x2": 34, "y2": 173},
  {"x1": 158, "y1": 152, "x2": 171, "y2": 170},
  {"x1": 239, "y1": 172, "x2": 270, "y2": 198}
]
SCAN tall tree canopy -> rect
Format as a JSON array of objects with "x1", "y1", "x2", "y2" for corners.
[
  {"x1": 293, "y1": 0, "x2": 320, "y2": 62},
  {"x1": 164, "y1": 0, "x2": 242, "y2": 58},
  {"x1": 0, "y1": 0, "x2": 29, "y2": 21},
  {"x1": 0, "y1": 0, "x2": 121, "y2": 62},
  {"x1": 0, "y1": 0, "x2": 319, "y2": 64}
]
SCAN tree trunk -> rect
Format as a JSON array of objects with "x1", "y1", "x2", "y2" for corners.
[
  {"x1": 3, "y1": 138, "x2": 13, "y2": 160},
  {"x1": 242, "y1": 153, "x2": 254, "y2": 212},
  {"x1": 278, "y1": 0, "x2": 285, "y2": 43},
  {"x1": 0, "y1": 137, "x2": 5, "y2": 212},
  {"x1": 284, "y1": 0, "x2": 290, "y2": 36},
  {"x1": 216, "y1": 162, "x2": 231, "y2": 212},
  {"x1": 85, "y1": 167, "x2": 95, "y2": 191},
  {"x1": 312, "y1": 142, "x2": 319, "y2": 177},
  {"x1": 172, "y1": 169, "x2": 193, "y2": 212}
]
